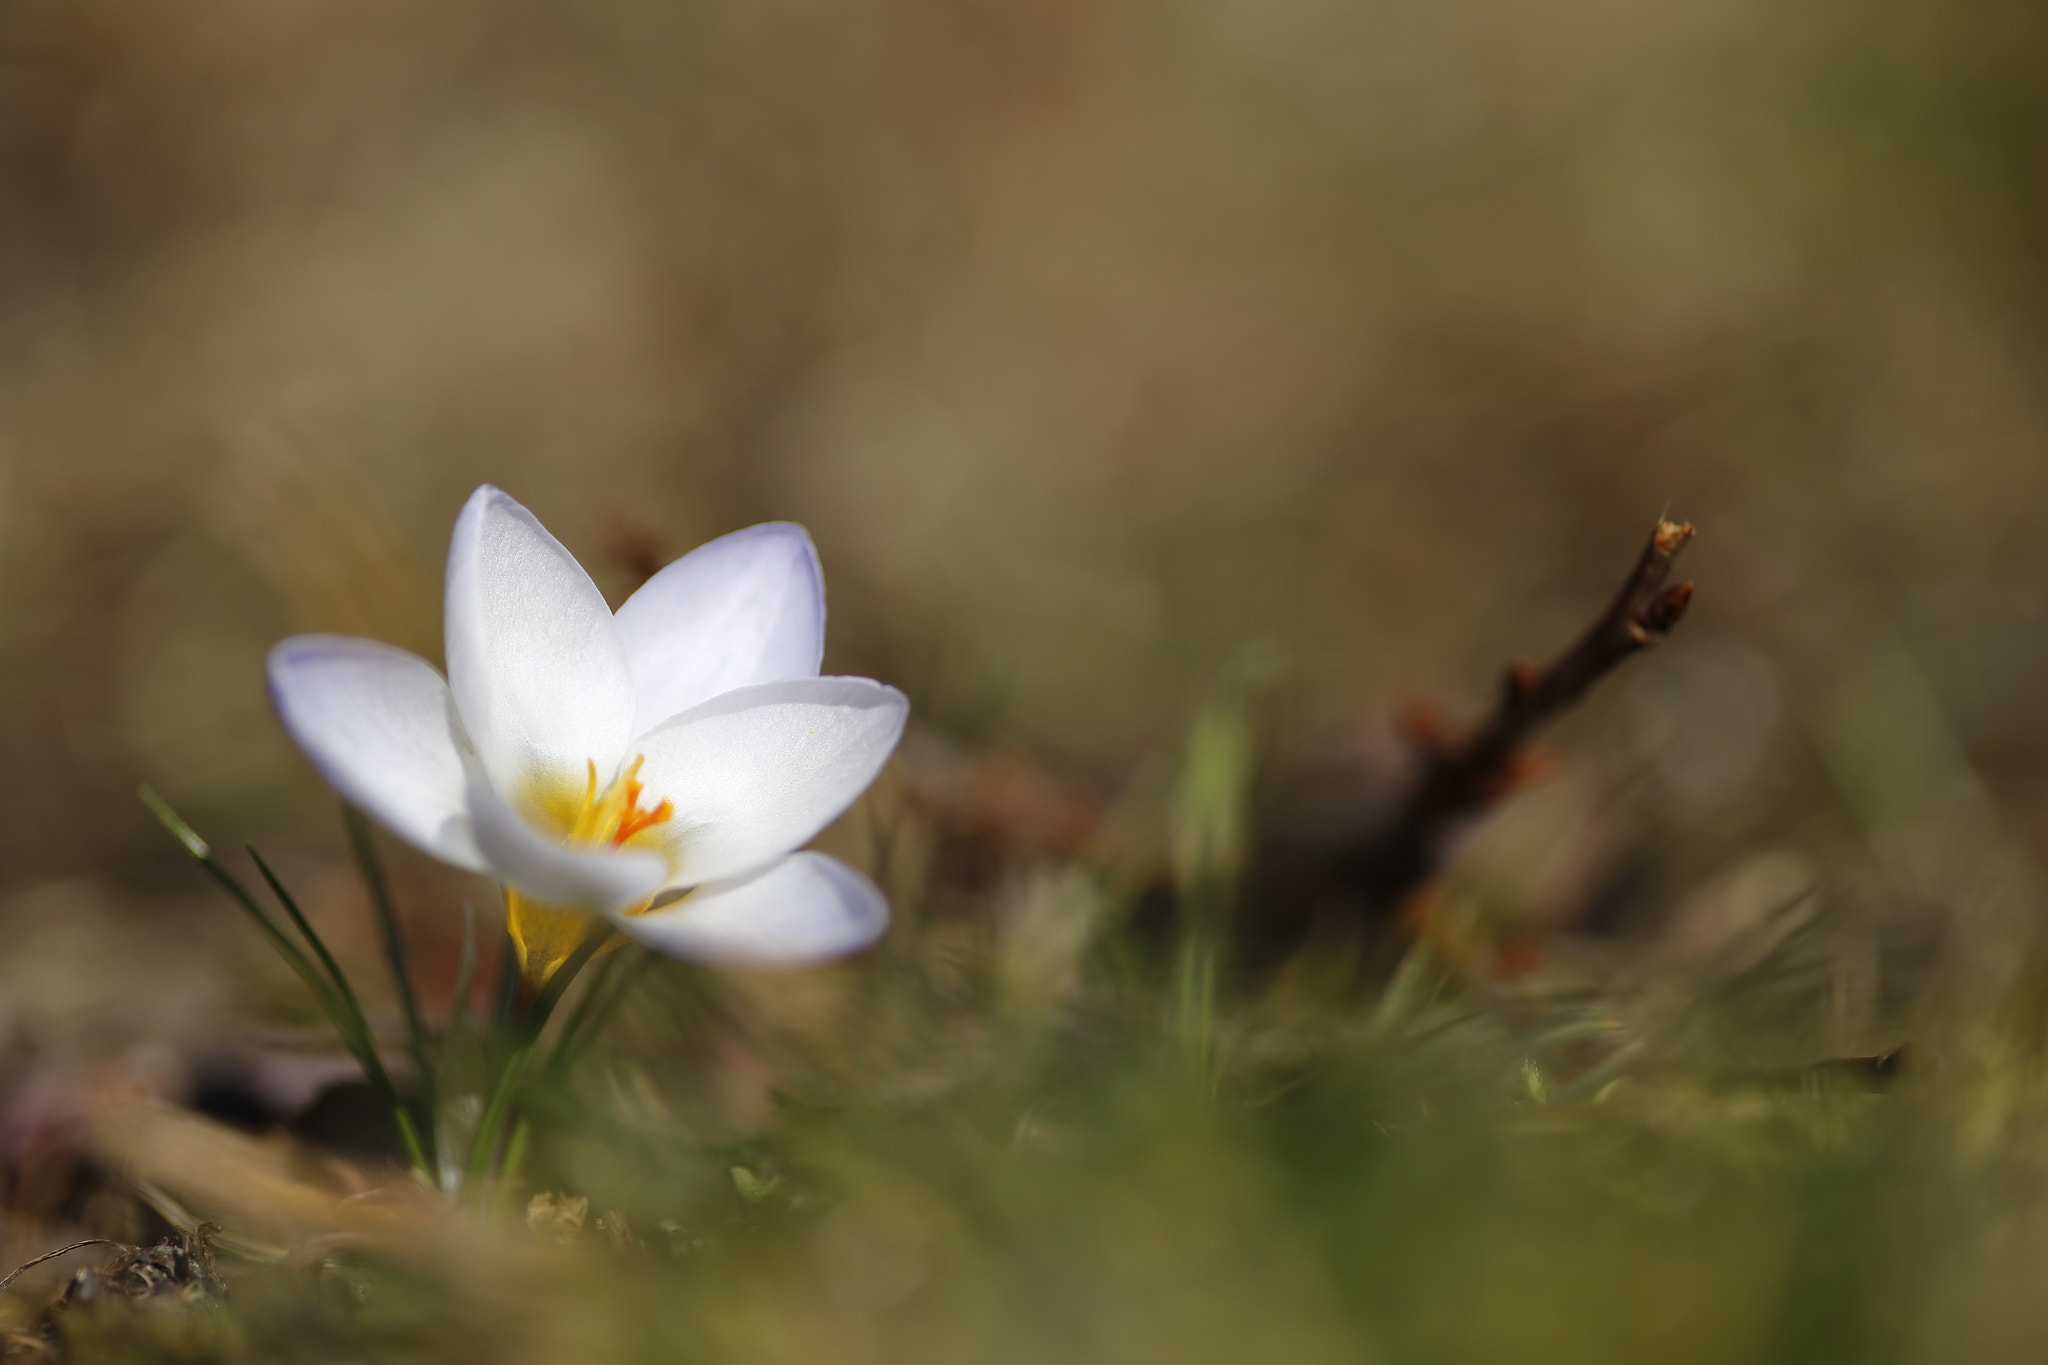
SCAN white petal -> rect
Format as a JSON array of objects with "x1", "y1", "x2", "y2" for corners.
[
  {"x1": 444, "y1": 485, "x2": 637, "y2": 796},
  {"x1": 616, "y1": 852, "x2": 888, "y2": 965},
  {"x1": 267, "y1": 636, "x2": 484, "y2": 871},
  {"x1": 614, "y1": 522, "x2": 825, "y2": 735},
  {"x1": 632, "y1": 676, "x2": 908, "y2": 886},
  {"x1": 465, "y1": 774, "x2": 668, "y2": 912}
]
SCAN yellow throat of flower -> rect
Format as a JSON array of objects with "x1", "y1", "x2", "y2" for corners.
[{"x1": 506, "y1": 756, "x2": 674, "y2": 994}]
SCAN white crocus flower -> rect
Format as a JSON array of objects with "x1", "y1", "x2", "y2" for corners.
[{"x1": 267, "y1": 485, "x2": 908, "y2": 992}]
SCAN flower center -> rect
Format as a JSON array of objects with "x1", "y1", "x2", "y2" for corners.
[
  {"x1": 564, "y1": 755, "x2": 674, "y2": 851},
  {"x1": 506, "y1": 755, "x2": 674, "y2": 996}
]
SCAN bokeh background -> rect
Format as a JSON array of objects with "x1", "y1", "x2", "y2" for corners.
[{"x1": 3, "y1": 0, "x2": 2048, "y2": 1355}]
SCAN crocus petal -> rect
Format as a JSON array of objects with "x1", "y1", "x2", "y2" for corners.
[
  {"x1": 267, "y1": 635, "x2": 484, "y2": 871},
  {"x1": 444, "y1": 485, "x2": 637, "y2": 796},
  {"x1": 616, "y1": 852, "x2": 888, "y2": 965},
  {"x1": 632, "y1": 676, "x2": 908, "y2": 887},
  {"x1": 465, "y1": 773, "x2": 667, "y2": 912},
  {"x1": 614, "y1": 522, "x2": 825, "y2": 736}
]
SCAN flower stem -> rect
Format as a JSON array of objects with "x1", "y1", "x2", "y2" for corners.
[{"x1": 462, "y1": 928, "x2": 607, "y2": 1198}]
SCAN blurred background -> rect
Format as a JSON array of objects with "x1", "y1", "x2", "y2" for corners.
[{"x1": 2, "y1": 0, "x2": 2048, "y2": 1352}]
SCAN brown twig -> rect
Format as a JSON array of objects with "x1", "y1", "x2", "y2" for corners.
[
  {"x1": 0, "y1": 1242, "x2": 127, "y2": 1296},
  {"x1": 1345, "y1": 519, "x2": 1696, "y2": 916}
]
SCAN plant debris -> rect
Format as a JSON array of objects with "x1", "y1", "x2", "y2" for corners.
[{"x1": 0, "y1": 1225, "x2": 225, "y2": 1360}]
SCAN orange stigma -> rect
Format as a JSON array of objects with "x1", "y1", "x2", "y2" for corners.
[
  {"x1": 507, "y1": 754, "x2": 675, "y2": 994},
  {"x1": 565, "y1": 755, "x2": 674, "y2": 851}
]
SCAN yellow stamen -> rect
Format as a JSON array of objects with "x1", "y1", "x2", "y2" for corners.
[{"x1": 506, "y1": 755, "x2": 675, "y2": 994}]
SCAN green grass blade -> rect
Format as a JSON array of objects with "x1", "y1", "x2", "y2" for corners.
[
  {"x1": 139, "y1": 787, "x2": 431, "y2": 1175},
  {"x1": 1168, "y1": 695, "x2": 1254, "y2": 1092},
  {"x1": 140, "y1": 785, "x2": 213, "y2": 860},
  {"x1": 540, "y1": 949, "x2": 651, "y2": 1088},
  {"x1": 246, "y1": 843, "x2": 433, "y2": 1174},
  {"x1": 392, "y1": 1108, "x2": 430, "y2": 1178},
  {"x1": 1361, "y1": 938, "x2": 1441, "y2": 1048},
  {"x1": 451, "y1": 901, "x2": 480, "y2": 1042},
  {"x1": 540, "y1": 949, "x2": 618, "y2": 1078},
  {"x1": 342, "y1": 804, "x2": 438, "y2": 1159},
  {"x1": 490, "y1": 915, "x2": 520, "y2": 1039},
  {"x1": 143, "y1": 786, "x2": 349, "y2": 1030},
  {"x1": 494, "y1": 1118, "x2": 533, "y2": 1221},
  {"x1": 246, "y1": 845, "x2": 374, "y2": 1041},
  {"x1": 1174, "y1": 926, "x2": 1218, "y2": 1089}
]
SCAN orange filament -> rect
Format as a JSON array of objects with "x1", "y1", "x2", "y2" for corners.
[
  {"x1": 564, "y1": 755, "x2": 674, "y2": 851},
  {"x1": 508, "y1": 754, "x2": 675, "y2": 995}
]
